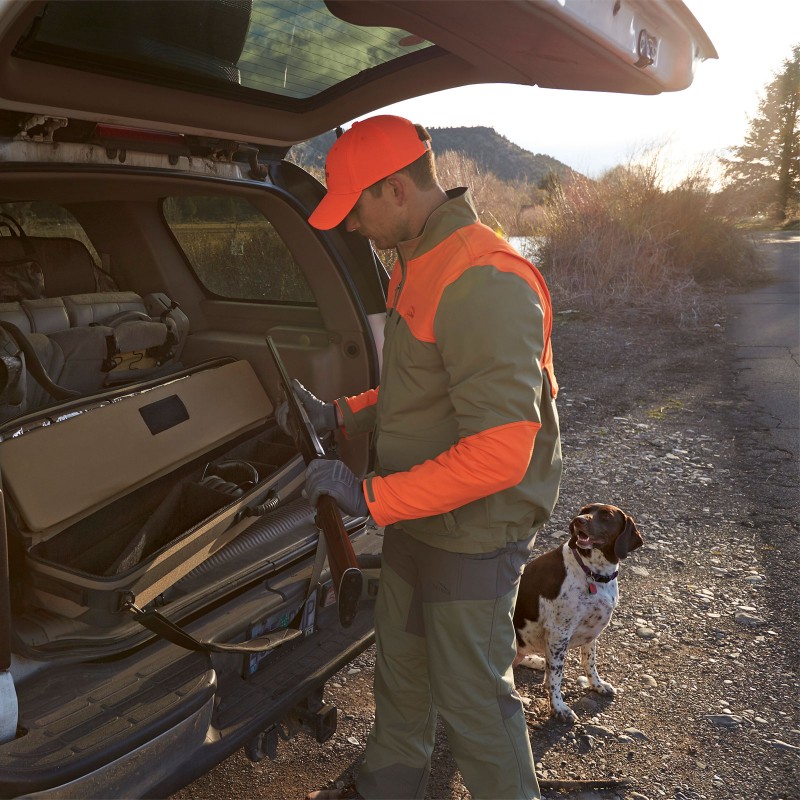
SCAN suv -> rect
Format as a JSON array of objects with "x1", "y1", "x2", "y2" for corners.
[{"x1": 0, "y1": 1, "x2": 715, "y2": 796}]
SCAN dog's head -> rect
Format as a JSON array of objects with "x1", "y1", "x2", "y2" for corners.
[{"x1": 569, "y1": 503, "x2": 643, "y2": 562}]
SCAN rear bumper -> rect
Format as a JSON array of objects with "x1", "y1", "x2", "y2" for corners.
[
  {"x1": 152, "y1": 610, "x2": 375, "y2": 799},
  {"x1": 20, "y1": 695, "x2": 216, "y2": 799},
  {"x1": 2, "y1": 649, "x2": 217, "y2": 798}
]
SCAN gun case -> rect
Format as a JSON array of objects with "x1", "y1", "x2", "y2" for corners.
[{"x1": 0, "y1": 358, "x2": 308, "y2": 648}]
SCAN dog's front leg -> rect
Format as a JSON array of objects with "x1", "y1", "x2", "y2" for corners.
[
  {"x1": 544, "y1": 633, "x2": 577, "y2": 722},
  {"x1": 579, "y1": 640, "x2": 615, "y2": 696}
]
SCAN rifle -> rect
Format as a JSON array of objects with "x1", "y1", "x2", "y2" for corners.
[{"x1": 265, "y1": 336, "x2": 363, "y2": 627}]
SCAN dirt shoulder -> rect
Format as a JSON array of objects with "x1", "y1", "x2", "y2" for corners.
[{"x1": 173, "y1": 278, "x2": 798, "y2": 799}]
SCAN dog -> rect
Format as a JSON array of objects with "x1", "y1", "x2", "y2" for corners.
[{"x1": 513, "y1": 503, "x2": 643, "y2": 722}]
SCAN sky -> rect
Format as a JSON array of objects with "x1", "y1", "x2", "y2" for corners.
[{"x1": 371, "y1": 0, "x2": 800, "y2": 186}]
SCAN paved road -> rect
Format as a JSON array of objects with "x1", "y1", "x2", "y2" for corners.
[{"x1": 727, "y1": 232, "x2": 800, "y2": 463}]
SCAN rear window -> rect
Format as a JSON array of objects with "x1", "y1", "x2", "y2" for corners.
[
  {"x1": 19, "y1": 0, "x2": 434, "y2": 101},
  {"x1": 0, "y1": 201, "x2": 100, "y2": 263},
  {"x1": 163, "y1": 196, "x2": 315, "y2": 304}
]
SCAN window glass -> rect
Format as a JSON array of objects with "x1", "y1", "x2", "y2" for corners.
[
  {"x1": 0, "y1": 201, "x2": 100, "y2": 263},
  {"x1": 240, "y1": 1, "x2": 431, "y2": 98},
  {"x1": 23, "y1": 0, "x2": 433, "y2": 101},
  {"x1": 162, "y1": 196, "x2": 315, "y2": 303}
]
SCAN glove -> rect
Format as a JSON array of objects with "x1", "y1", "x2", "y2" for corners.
[
  {"x1": 275, "y1": 379, "x2": 338, "y2": 437},
  {"x1": 305, "y1": 459, "x2": 369, "y2": 518}
]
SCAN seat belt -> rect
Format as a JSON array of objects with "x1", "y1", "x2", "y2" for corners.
[{"x1": 0, "y1": 321, "x2": 80, "y2": 401}]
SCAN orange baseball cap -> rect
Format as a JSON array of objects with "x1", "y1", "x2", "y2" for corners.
[{"x1": 308, "y1": 115, "x2": 431, "y2": 230}]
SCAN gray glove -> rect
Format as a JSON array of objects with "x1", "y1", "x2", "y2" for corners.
[
  {"x1": 305, "y1": 459, "x2": 369, "y2": 517},
  {"x1": 275, "y1": 379, "x2": 337, "y2": 437}
]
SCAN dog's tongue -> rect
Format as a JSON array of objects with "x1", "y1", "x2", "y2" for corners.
[{"x1": 576, "y1": 533, "x2": 593, "y2": 547}]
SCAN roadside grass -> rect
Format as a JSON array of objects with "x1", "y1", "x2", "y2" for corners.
[
  {"x1": 530, "y1": 161, "x2": 769, "y2": 325},
  {"x1": 647, "y1": 398, "x2": 685, "y2": 420}
]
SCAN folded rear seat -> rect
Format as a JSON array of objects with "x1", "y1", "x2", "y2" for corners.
[
  {"x1": 0, "y1": 233, "x2": 189, "y2": 420},
  {"x1": 0, "y1": 299, "x2": 110, "y2": 415}
]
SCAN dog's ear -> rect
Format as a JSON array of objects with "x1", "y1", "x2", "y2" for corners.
[
  {"x1": 568, "y1": 518, "x2": 578, "y2": 544},
  {"x1": 614, "y1": 515, "x2": 643, "y2": 560}
]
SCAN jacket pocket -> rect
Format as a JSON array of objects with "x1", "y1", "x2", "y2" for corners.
[
  {"x1": 399, "y1": 509, "x2": 457, "y2": 540},
  {"x1": 399, "y1": 495, "x2": 493, "y2": 544}
]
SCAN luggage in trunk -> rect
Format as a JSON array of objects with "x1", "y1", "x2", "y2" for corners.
[{"x1": 0, "y1": 358, "x2": 307, "y2": 639}]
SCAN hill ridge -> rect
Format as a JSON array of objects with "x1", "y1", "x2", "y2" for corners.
[{"x1": 288, "y1": 125, "x2": 575, "y2": 185}]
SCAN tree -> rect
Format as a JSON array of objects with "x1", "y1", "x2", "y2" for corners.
[{"x1": 720, "y1": 44, "x2": 799, "y2": 221}]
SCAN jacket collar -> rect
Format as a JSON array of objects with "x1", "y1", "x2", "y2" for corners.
[{"x1": 396, "y1": 187, "x2": 478, "y2": 263}]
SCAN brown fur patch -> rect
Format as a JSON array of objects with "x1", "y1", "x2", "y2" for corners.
[{"x1": 513, "y1": 545, "x2": 565, "y2": 642}]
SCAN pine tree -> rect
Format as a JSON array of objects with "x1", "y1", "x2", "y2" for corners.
[{"x1": 720, "y1": 44, "x2": 799, "y2": 221}]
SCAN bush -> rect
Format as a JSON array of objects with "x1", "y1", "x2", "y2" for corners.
[
  {"x1": 435, "y1": 150, "x2": 535, "y2": 236},
  {"x1": 532, "y1": 158, "x2": 766, "y2": 322}
]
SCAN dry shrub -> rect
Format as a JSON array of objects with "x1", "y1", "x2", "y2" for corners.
[
  {"x1": 534, "y1": 158, "x2": 766, "y2": 323},
  {"x1": 435, "y1": 150, "x2": 534, "y2": 235}
]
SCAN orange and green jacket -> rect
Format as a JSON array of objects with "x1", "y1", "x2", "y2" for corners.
[{"x1": 337, "y1": 189, "x2": 562, "y2": 553}]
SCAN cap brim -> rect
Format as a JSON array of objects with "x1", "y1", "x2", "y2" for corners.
[{"x1": 308, "y1": 189, "x2": 362, "y2": 230}]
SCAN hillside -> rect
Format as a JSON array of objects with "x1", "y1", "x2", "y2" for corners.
[
  {"x1": 287, "y1": 125, "x2": 575, "y2": 186},
  {"x1": 429, "y1": 126, "x2": 574, "y2": 185}
]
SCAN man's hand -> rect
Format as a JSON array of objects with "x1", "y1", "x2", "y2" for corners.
[
  {"x1": 305, "y1": 459, "x2": 369, "y2": 517},
  {"x1": 275, "y1": 379, "x2": 338, "y2": 437}
]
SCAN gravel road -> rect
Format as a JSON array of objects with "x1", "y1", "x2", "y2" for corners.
[{"x1": 173, "y1": 234, "x2": 799, "y2": 800}]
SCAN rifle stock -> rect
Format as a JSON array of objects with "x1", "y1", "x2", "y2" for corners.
[{"x1": 266, "y1": 337, "x2": 362, "y2": 627}]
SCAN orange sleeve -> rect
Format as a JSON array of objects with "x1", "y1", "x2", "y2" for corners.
[
  {"x1": 363, "y1": 420, "x2": 540, "y2": 527},
  {"x1": 342, "y1": 388, "x2": 379, "y2": 415},
  {"x1": 336, "y1": 387, "x2": 380, "y2": 439}
]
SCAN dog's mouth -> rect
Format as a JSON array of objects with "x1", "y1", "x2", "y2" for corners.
[
  {"x1": 574, "y1": 531, "x2": 596, "y2": 550},
  {"x1": 570, "y1": 519, "x2": 601, "y2": 550}
]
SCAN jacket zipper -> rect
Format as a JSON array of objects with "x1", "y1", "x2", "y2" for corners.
[
  {"x1": 387, "y1": 251, "x2": 407, "y2": 318},
  {"x1": 376, "y1": 252, "x2": 408, "y2": 461}
]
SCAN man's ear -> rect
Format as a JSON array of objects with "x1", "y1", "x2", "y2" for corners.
[{"x1": 384, "y1": 174, "x2": 408, "y2": 205}]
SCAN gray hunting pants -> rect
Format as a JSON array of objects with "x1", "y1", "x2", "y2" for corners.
[{"x1": 356, "y1": 525, "x2": 539, "y2": 800}]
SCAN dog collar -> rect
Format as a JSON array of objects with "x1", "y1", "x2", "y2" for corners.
[{"x1": 569, "y1": 544, "x2": 618, "y2": 594}]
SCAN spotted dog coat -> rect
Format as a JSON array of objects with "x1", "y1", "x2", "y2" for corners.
[{"x1": 513, "y1": 504, "x2": 643, "y2": 722}]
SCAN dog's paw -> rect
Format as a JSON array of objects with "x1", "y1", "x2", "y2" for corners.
[
  {"x1": 590, "y1": 679, "x2": 616, "y2": 696},
  {"x1": 551, "y1": 704, "x2": 578, "y2": 724},
  {"x1": 517, "y1": 654, "x2": 546, "y2": 671}
]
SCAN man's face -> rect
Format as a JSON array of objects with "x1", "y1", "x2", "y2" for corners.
[{"x1": 344, "y1": 180, "x2": 407, "y2": 250}]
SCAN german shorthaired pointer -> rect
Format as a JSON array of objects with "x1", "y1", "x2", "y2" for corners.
[{"x1": 513, "y1": 503, "x2": 643, "y2": 722}]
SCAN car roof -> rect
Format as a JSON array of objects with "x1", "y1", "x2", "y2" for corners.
[{"x1": 0, "y1": 0, "x2": 716, "y2": 149}]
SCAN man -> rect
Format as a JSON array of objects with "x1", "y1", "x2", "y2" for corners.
[{"x1": 285, "y1": 115, "x2": 561, "y2": 800}]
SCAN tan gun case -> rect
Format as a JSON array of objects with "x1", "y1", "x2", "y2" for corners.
[{"x1": 0, "y1": 359, "x2": 305, "y2": 633}]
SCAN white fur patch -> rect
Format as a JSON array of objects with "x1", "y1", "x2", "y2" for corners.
[{"x1": 518, "y1": 654, "x2": 546, "y2": 671}]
